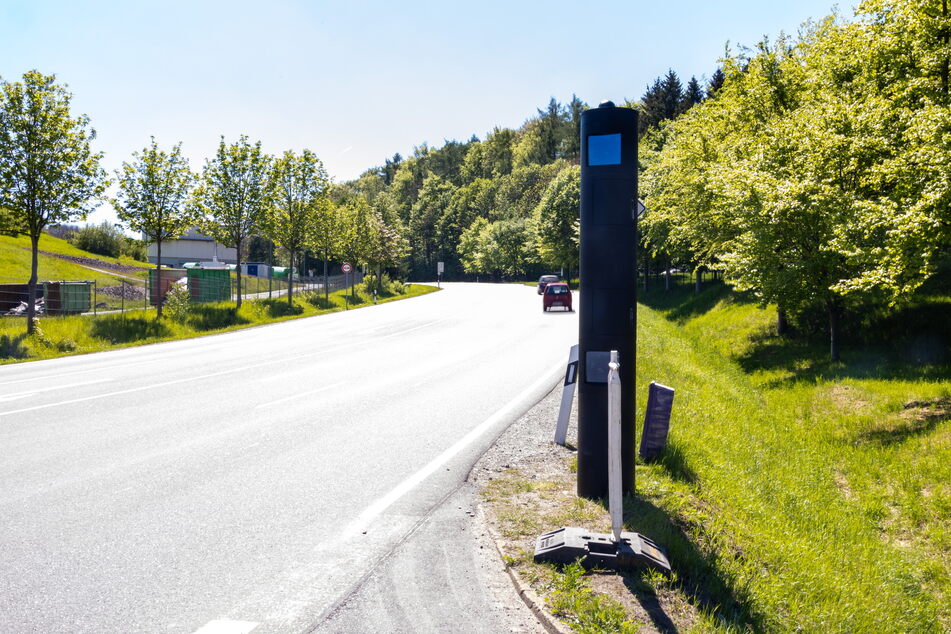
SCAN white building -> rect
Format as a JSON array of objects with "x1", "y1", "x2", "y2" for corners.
[{"x1": 145, "y1": 228, "x2": 238, "y2": 267}]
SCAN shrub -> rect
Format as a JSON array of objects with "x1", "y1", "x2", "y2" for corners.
[
  {"x1": 120, "y1": 236, "x2": 147, "y2": 261},
  {"x1": 359, "y1": 272, "x2": 404, "y2": 297},
  {"x1": 163, "y1": 284, "x2": 190, "y2": 323},
  {"x1": 70, "y1": 221, "x2": 124, "y2": 258}
]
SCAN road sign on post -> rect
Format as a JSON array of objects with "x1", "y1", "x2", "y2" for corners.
[{"x1": 577, "y1": 100, "x2": 638, "y2": 499}]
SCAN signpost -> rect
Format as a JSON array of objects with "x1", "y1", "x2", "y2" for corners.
[
  {"x1": 342, "y1": 262, "x2": 352, "y2": 309},
  {"x1": 437, "y1": 261, "x2": 444, "y2": 288}
]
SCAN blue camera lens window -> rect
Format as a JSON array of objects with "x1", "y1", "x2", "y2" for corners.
[{"x1": 588, "y1": 133, "x2": 621, "y2": 166}]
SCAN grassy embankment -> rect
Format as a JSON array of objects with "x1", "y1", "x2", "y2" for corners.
[
  {"x1": 0, "y1": 233, "x2": 151, "y2": 311},
  {"x1": 0, "y1": 282, "x2": 438, "y2": 364},
  {"x1": 485, "y1": 277, "x2": 950, "y2": 632}
]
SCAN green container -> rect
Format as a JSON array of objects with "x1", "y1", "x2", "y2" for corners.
[
  {"x1": 187, "y1": 268, "x2": 231, "y2": 303},
  {"x1": 43, "y1": 281, "x2": 92, "y2": 314}
]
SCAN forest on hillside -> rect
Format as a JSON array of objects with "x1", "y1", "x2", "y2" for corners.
[
  {"x1": 334, "y1": 71, "x2": 710, "y2": 284},
  {"x1": 345, "y1": 0, "x2": 949, "y2": 359}
]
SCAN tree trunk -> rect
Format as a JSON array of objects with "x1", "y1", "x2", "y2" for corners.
[
  {"x1": 777, "y1": 306, "x2": 789, "y2": 336},
  {"x1": 664, "y1": 256, "x2": 671, "y2": 291},
  {"x1": 155, "y1": 240, "x2": 164, "y2": 319},
  {"x1": 287, "y1": 248, "x2": 295, "y2": 305},
  {"x1": 695, "y1": 267, "x2": 702, "y2": 295},
  {"x1": 643, "y1": 262, "x2": 649, "y2": 292},
  {"x1": 828, "y1": 299, "x2": 841, "y2": 362},
  {"x1": 26, "y1": 233, "x2": 39, "y2": 335},
  {"x1": 323, "y1": 258, "x2": 329, "y2": 302},
  {"x1": 235, "y1": 238, "x2": 243, "y2": 309}
]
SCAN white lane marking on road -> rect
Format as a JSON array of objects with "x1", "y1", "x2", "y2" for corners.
[
  {"x1": 0, "y1": 378, "x2": 113, "y2": 402},
  {"x1": 0, "y1": 317, "x2": 453, "y2": 418},
  {"x1": 341, "y1": 361, "x2": 564, "y2": 540},
  {"x1": 0, "y1": 317, "x2": 448, "y2": 416},
  {"x1": 192, "y1": 619, "x2": 258, "y2": 634},
  {"x1": 255, "y1": 381, "x2": 346, "y2": 409}
]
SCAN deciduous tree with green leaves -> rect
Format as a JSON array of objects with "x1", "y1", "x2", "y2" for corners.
[
  {"x1": 261, "y1": 149, "x2": 330, "y2": 304},
  {"x1": 0, "y1": 70, "x2": 107, "y2": 333},
  {"x1": 113, "y1": 138, "x2": 195, "y2": 319},
  {"x1": 534, "y1": 164, "x2": 580, "y2": 276},
  {"x1": 191, "y1": 136, "x2": 273, "y2": 309}
]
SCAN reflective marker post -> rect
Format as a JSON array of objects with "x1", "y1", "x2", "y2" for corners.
[
  {"x1": 554, "y1": 345, "x2": 579, "y2": 446},
  {"x1": 534, "y1": 351, "x2": 671, "y2": 572},
  {"x1": 577, "y1": 101, "x2": 638, "y2": 499},
  {"x1": 607, "y1": 350, "x2": 623, "y2": 542}
]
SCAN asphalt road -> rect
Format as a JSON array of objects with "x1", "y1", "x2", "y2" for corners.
[{"x1": 0, "y1": 282, "x2": 577, "y2": 633}]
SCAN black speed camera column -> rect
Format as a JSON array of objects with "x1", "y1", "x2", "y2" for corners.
[{"x1": 577, "y1": 101, "x2": 638, "y2": 499}]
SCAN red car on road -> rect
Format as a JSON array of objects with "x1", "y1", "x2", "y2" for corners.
[{"x1": 542, "y1": 282, "x2": 573, "y2": 312}]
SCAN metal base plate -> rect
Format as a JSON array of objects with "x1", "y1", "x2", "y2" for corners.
[{"x1": 533, "y1": 526, "x2": 671, "y2": 572}]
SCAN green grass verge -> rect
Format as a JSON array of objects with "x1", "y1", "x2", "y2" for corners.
[
  {"x1": 484, "y1": 278, "x2": 949, "y2": 633},
  {"x1": 0, "y1": 283, "x2": 438, "y2": 364},
  {"x1": 630, "y1": 282, "x2": 950, "y2": 632}
]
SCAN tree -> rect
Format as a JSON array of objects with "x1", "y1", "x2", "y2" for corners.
[
  {"x1": 707, "y1": 68, "x2": 726, "y2": 97},
  {"x1": 113, "y1": 138, "x2": 194, "y2": 318},
  {"x1": 682, "y1": 76, "x2": 705, "y2": 111},
  {"x1": 482, "y1": 218, "x2": 538, "y2": 277},
  {"x1": 408, "y1": 174, "x2": 454, "y2": 276},
  {"x1": 0, "y1": 70, "x2": 107, "y2": 333},
  {"x1": 534, "y1": 165, "x2": 580, "y2": 275},
  {"x1": 638, "y1": 70, "x2": 685, "y2": 136},
  {"x1": 337, "y1": 197, "x2": 375, "y2": 297},
  {"x1": 458, "y1": 217, "x2": 490, "y2": 274},
  {"x1": 261, "y1": 149, "x2": 330, "y2": 304},
  {"x1": 436, "y1": 178, "x2": 496, "y2": 276},
  {"x1": 191, "y1": 136, "x2": 272, "y2": 309},
  {"x1": 364, "y1": 210, "x2": 408, "y2": 292},
  {"x1": 308, "y1": 197, "x2": 341, "y2": 302}
]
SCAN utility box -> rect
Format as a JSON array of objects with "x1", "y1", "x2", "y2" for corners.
[
  {"x1": 577, "y1": 101, "x2": 638, "y2": 499},
  {"x1": 43, "y1": 281, "x2": 93, "y2": 314},
  {"x1": 241, "y1": 262, "x2": 270, "y2": 278},
  {"x1": 148, "y1": 268, "x2": 187, "y2": 305},
  {"x1": 187, "y1": 268, "x2": 231, "y2": 303}
]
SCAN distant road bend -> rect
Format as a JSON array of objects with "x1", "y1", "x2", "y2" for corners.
[{"x1": 0, "y1": 282, "x2": 577, "y2": 633}]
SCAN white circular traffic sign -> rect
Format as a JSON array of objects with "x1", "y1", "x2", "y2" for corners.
[{"x1": 341, "y1": 262, "x2": 352, "y2": 273}]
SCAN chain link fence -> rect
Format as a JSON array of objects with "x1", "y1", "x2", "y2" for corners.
[{"x1": 1, "y1": 269, "x2": 363, "y2": 320}]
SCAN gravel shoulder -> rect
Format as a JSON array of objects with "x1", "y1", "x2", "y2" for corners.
[{"x1": 472, "y1": 384, "x2": 705, "y2": 634}]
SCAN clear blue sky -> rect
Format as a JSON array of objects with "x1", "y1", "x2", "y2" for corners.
[{"x1": 2, "y1": 0, "x2": 849, "y2": 226}]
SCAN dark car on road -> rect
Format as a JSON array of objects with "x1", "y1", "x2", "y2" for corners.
[
  {"x1": 542, "y1": 282, "x2": 572, "y2": 312},
  {"x1": 537, "y1": 274, "x2": 560, "y2": 294}
]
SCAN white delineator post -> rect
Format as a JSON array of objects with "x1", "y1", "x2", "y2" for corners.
[
  {"x1": 554, "y1": 344, "x2": 579, "y2": 446},
  {"x1": 607, "y1": 350, "x2": 623, "y2": 542}
]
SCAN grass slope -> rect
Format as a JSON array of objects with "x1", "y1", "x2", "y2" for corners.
[
  {"x1": 632, "y1": 282, "x2": 949, "y2": 631},
  {"x1": 0, "y1": 233, "x2": 150, "y2": 282}
]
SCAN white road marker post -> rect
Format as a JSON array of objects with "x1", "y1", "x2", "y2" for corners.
[
  {"x1": 554, "y1": 344, "x2": 579, "y2": 445},
  {"x1": 607, "y1": 350, "x2": 623, "y2": 542}
]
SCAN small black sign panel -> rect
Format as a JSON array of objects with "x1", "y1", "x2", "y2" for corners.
[
  {"x1": 640, "y1": 382, "x2": 674, "y2": 460},
  {"x1": 585, "y1": 351, "x2": 611, "y2": 383}
]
